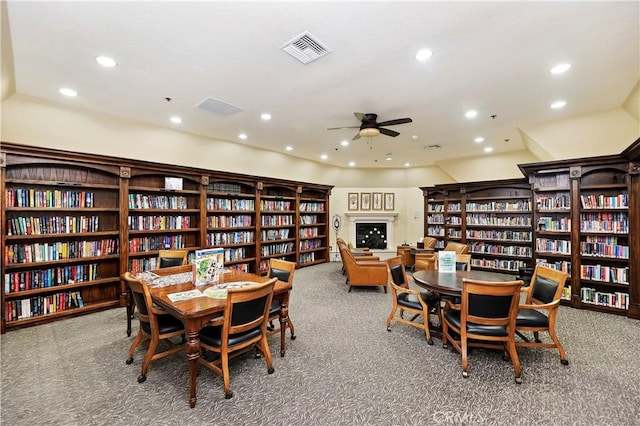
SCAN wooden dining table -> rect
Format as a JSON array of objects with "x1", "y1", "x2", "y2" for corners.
[{"x1": 140, "y1": 265, "x2": 293, "y2": 408}]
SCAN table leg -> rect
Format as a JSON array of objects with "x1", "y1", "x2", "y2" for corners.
[
  {"x1": 185, "y1": 329, "x2": 201, "y2": 408},
  {"x1": 126, "y1": 288, "x2": 133, "y2": 337},
  {"x1": 278, "y1": 300, "x2": 289, "y2": 357}
]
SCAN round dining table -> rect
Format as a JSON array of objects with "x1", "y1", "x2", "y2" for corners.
[{"x1": 412, "y1": 269, "x2": 516, "y2": 297}]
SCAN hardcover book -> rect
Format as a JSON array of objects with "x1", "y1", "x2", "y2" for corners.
[{"x1": 193, "y1": 248, "x2": 225, "y2": 286}]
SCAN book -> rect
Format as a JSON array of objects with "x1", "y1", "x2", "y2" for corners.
[
  {"x1": 438, "y1": 251, "x2": 457, "y2": 273},
  {"x1": 193, "y1": 248, "x2": 225, "y2": 286}
]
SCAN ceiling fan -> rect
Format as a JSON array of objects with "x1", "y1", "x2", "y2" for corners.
[{"x1": 328, "y1": 112, "x2": 413, "y2": 140}]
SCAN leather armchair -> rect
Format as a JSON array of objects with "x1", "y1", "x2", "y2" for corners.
[{"x1": 339, "y1": 246, "x2": 387, "y2": 293}]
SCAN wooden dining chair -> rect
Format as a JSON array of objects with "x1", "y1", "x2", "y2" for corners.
[
  {"x1": 198, "y1": 278, "x2": 277, "y2": 399},
  {"x1": 123, "y1": 272, "x2": 186, "y2": 383},
  {"x1": 266, "y1": 258, "x2": 297, "y2": 356},
  {"x1": 158, "y1": 249, "x2": 188, "y2": 268},
  {"x1": 442, "y1": 277, "x2": 524, "y2": 383},
  {"x1": 385, "y1": 256, "x2": 440, "y2": 345},
  {"x1": 515, "y1": 264, "x2": 570, "y2": 365}
]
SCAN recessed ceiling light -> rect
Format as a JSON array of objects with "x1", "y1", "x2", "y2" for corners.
[
  {"x1": 348, "y1": 161, "x2": 356, "y2": 167},
  {"x1": 474, "y1": 137, "x2": 485, "y2": 143},
  {"x1": 412, "y1": 135, "x2": 419, "y2": 140},
  {"x1": 169, "y1": 116, "x2": 182, "y2": 124},
  {"x1": 385, "y1": 153, "x2": 393, "y2": 161},
  {"x1": 415, "y1": 49, "x2": 433, "y2": 62},
  {"x1": 484, "y1": 147, "x2": 494, "y2": 153},
  {"x1": 404, "y1": 162, "x2": 410, "y2": 167},
  {"x1": 59, "y1": 88, "x2": 77, "y2": 97},
  {"x1": 260, "y1": 113, "x2": 271, "y2": 121},
  {"x1": 550, "y1": 100, "x2": 567, "y2": 109},
  {"x1": 320, "y1": 154, "x2": 328, "y2": 160},
  {"x1": 341, "y1": 140, "x2": 350, "y2": 147},
  {"x1": 465, "y1": 110, "x2": 478, "y2": 119},
  {"x1": 285, "y1": 146, "x2": 293, "y2": 151},
  {"x1": 238, "y1": 133, "x2": 248, "y2": 140},
  {"x1": 95, "y1": 56, "x2": 117, "y2": 68},
  {"x1": 550, "y1": 63, "x2": 571, "y2": 75}
]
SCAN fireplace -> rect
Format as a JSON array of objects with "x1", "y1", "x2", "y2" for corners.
[
  {"x1": 346, "y1": 212, "x2": 398, "y2": 251},
  {"x1": 356, "y1": 223, "x2": 387, "y2": 249}
]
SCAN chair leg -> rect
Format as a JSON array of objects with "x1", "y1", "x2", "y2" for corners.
[
  {"x1": 126, "y1": 329, "x2": 144, "y2": 364},
  {"x1": 423, "y1": 323, "x2": 434, "y2": 346},
  {"x1": 221, "y1": 352, "x2": 232, "y2": 399},
  {"x1": 139, "y1": 335, "x2": 159, "y2": 383},
  {"x1": 386, "y1": 307, "x2": 396, "y2": 331},
  {"x1": 461, "y1": 337, "x2": 469, "y2": 378},
  {"x1": 261, "y1": 336, "x2": 275, "y2": 375},
  {"x1": 533, "y1": 331, "x2": 541, "y2": 343},
  {"x1": 548, "y1": 325, "x2": 569, "y2": 365},
  {"x1": 506, "y1": 339, "x2": 523, "y2": 384},
  {"x1": 287, "y1": 317, "x2": 296, "y2": 339}
]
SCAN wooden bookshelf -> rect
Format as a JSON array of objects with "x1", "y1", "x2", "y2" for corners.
[{"x1": 0, "y1": 143, "x2": 332, "y2": 332}]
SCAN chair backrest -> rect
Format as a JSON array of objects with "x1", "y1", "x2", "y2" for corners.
[
  {"x1": 526, "y1": 264, "x2": 569, "y2": 305},
  {"x1": 386, "y1": 256, "x2": 408, "y2": 289},
  {"x1": 434, "y1": 253, "x2": 471, "y2": 271},
  {"x1": 422, "y1": 237, "x2": 438, "y2": 249},
  {"x1": 223, "y1": 278, "x2": 277, "y2": 345},
  {"x1": 462, "y1": 278, "x2": 522, "y2": 327},
  {"x1": 122, "y1": 272, "x2": 154, "y2": 333},
  {"x1": 158, "y1": 249, "x2": 188, "y2": 268},
  {"x1": 443, "y1": 242, "x2": 469, "y2": 254},
  {"x1": 268, "y1": 259, "x2": 296, "y2": 286}
]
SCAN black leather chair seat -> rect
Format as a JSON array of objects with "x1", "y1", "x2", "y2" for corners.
[
  {"x1": 141, "y1": 314, "x2": 184, "y2": 335},
  {"x1": 398, "y1": 291, "x2": 439, "y2": 310},
  {"x1": 443, "y1": 311, "x2": 508, "y2": 337},
  {"x1": 199, "y1": 325, "x2": 262, "y2": 347},
  {"x1": 516, "y1": 308, "x2": 549, "y2": 327}
]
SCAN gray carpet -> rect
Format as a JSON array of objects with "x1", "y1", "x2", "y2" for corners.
[{"x1": 2, "y1": 262, "x2": 639, "y2": 425}]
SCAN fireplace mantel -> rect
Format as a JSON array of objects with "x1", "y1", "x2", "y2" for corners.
[{"x1": 345, "y1": 212, "x2": 398, "y2": 251}]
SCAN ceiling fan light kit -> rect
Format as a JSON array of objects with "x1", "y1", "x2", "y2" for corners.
[
  {"x1": 329, "y1": 112, "x2": 413, "y2": 141},
  {"x1": 359, "y1": 127, "x2": 381, "y2": 138}
]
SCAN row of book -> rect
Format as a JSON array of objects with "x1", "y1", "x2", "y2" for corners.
[
  {"x1": 465, "y1": 200, "x2": 531, "y2": 212},
  {"x1": 470, "y1": 258, "x2": 529, "y2": 272},
  {"x1": 580, "y1": 193, "x2": 628, "y2": 209},
  {"x1": 261, "y1": 228, "x2": 290, "y2": 240},
  {"x1": 537, "y1": 216, "x2": 571, "y2": 232},
  {"x1": 581, "y1": 287, "x2": 629, "y2": 310},
  {"x1": 536, "y1": 194, "x2": 571, "y2": 210},
  {"x1": 427, "y1": 204, "x2": 444, "y2": 212},
  {"x1": 300, "y1": 227, "x2": 320, "y2": 238},
  {"x1": 579, "y1": 212, "x2": 629, "y2": 233},
  {"x1": 299, "y1": 252, "x2": 316, "y2": 264},
  {"x1": 466, "y1": 214, "x2": 532, "y2": 227},
  {"x1": 129, "y1": 236, "x2": 185, "y2": 253},
  {"x1": 427, "y1": 214, "x2": 445, "y2": 223},
  {"x1": 207, "y1": 215, "x2": 252, "y2": 228},
  {"x1": 224, "y1": 247, "x2": 248, "y2": 262},
  {"x1": 580, "y1": 265, "x2": 629, "y2": 284},
  {"x1": 427, "y1": 226, "x2": 445, "y2": 236},
  {"x1": 300, "y1": 239, "x2": 323, "y2": 250},
  {"x1": 535, "y1": 238, "x2": 571, "y2": 255},
  {"x1": 579, "y1": 242, "x2": 629, "y2": 259},
  {"x1": 448, "y1": 216, "x2": 463, "y2": 225},
  {"x1": 5, "y1": 239, "x2": 119, "y2": 264},
  {"x1": 261, "y1": 215, "x2": 294, "y2": 226},
  {"x1": 129, "y1": 257, "x2": 159, "y2": 273},
  {"x1": 6, "y1": 188, "x2": 95, "y2": 208},
  {"x1": 128, "y1": 215, "x2": 192, "y2": 231},
  {"x1": 535, "y1": 174, "x2": 570, "y2": 189},
  {"x1": 261, "y1": 242, "x2": 295, "y2": 257},
  {"x1": 535, "y1": 259, "x2": 572, "y2": 275},
  {"x1": 128, "y1": 194, "x2": 188, "y2": 210},
  {"x1": 299, "y1": 202, "x2": 325, "y2": 212},
  {"x1": 447, "y1": 202, "x2": 462, "y2": 212},
  {"x1": 206, "y1": 197, "x2": 255, "y2": 211},
  {"x1": 300, "y1": 215, "x2": 320, "y2": 225},
  {"x1": 4, "y1": 263, "x2": 99, "y2": 293},
  {"x1": 469, "y1": 243, "x2": 532, "y2": 257},
  {"x1": 207, "y1": 182, "x2": 245, "y2": 193},
  {"x1": 260, "y1": 200, "x2": 292, "y2": 211},
  {"x1": 448, "y1": 230, "x2": 462, "y2": 239},
  {"x1": 207, "y1": 231, "x2": 254, "y2": 246},
  {"x1": 5, "y1": 291, "x2": 84, "y2": 322},
  {"x1": 6, "y1": 215, "x2": 100, "y2": 236},
  {"x1": 228, "y1": 263, "x2": 249, "y2": 272},
  {"x1": 465, "y1": 230, "x2": 532, "y2": 241}
]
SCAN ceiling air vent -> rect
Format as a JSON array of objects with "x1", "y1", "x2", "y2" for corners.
[
  {"x1": 423, "y1": 144, "x2": 442, "y2": 150},
  {"x1": 281, "y1": 31, "x2": 332, "y2": 64},
  {"x1": 193, "y1": 97, "x2": 242, "y2": 116}
]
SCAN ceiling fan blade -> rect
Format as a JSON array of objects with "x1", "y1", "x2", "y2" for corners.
[
  {"x1": 377, "y1": 117, "x2": 412, "y2": 127},
  {"x1": 379, "y1": 127, "x2": 400, "y2": 137},
  {"x1": 327, "y1": 126, "x2": 360, "y2": 130},
  {"x1": 354, "y1": 112, "x2": 366, "y2": 123},
  {"x1": 352, "y1": 132, "x2": 362, "y2": 140}
]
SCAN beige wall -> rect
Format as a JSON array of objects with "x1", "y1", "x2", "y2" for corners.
[{"x1": 623, "y1": 80, "x2": 639, "y2": 122}]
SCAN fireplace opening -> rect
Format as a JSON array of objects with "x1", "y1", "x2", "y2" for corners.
[{"x1": 356, "y1": 222, "x2": 388, "y2": 249}]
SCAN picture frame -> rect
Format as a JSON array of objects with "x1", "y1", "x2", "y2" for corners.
[
  {"x1": 384, "y1": 193, "x2": 395, "y2": 211},
  {"x1": 348, "y1": 193, "x2": 359, "y2": 211},
  {"x1": 360, "y1": 192, "x2": 371, "y2": 210},
  {"x1": 372, "y1": 192, "x2": 383, "y2": 210}
]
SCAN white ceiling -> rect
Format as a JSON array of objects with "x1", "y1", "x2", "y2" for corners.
[{"x1": 6, "y1": 1, "x2": 639, "y2": 168}]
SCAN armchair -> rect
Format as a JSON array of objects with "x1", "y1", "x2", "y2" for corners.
[
  {"x1": 339, "y1": 246, "x2": 388, "y2": 293},
  {"x1": 442, "y1": 278, "x2": 524, "y2": 383},
  {"x1": 515, "y1": 264, "x2": 570, "y2": 365},
  {"x1": 415, "y1": 241, "x2": 469, "y2": 271}
]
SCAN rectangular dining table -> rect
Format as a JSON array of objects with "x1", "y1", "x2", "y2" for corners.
[{"x1": 139, "y1": 265, "x2": 293, "y2": 408}]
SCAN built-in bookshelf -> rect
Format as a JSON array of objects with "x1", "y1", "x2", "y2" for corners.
[
  {"x1": 125, "y1": 170, "x2": 202, "y2": 273},
  {"x1": 205, "y1": 179, "x2": 257, "y2": 273},
  {"x1": 2, "y1": 155, "x2": 122, "y2": 331},
  {"x1": 1, "y1": 143, "x2": 332, "y2": 332},
  {"x1": 424, "y1": 188, "x2": 446, "y2": 249}
]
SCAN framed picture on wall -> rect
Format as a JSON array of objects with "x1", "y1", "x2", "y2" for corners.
[
  {"x1": 372, "y1": 192, "x2": 383, "y2": 210},
  {"x1": 348, "y1": 193, "x2": 359, "y2": 211},
  {"x1": 384, "y1": 193, "x2": 395, "y2": 211},
  {"x1": 360, "y1": 192, "x2": 371, "y2": 210}
]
